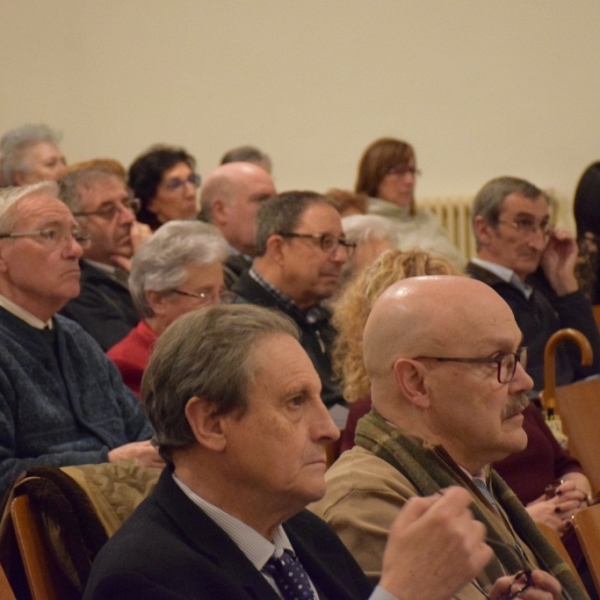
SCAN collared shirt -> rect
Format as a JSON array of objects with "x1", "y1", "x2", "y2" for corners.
[
  {"x1": 85, "y1": 259, "x2": 129, "y2": 289},
  {"x1": 0, "y1": 293, "x2": 52, "y2": 329},
  {"x1": 470, "y1": 257, "x2": 533, "y2": 299},
  {"x1": 173, "y1": 474, "x2": 396, "y2": 600},
  {"x1": 248, "y1": 268, "x2": 328, "y2": 325},
  {"x1": 226, "y1": 243, "x2": 252, "y2": 263}
]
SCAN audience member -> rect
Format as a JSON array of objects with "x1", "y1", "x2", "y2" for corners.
[
  {"x1": 573, "y1": 162, "x2": 600, "y2": 302},
  {"x1": 220, "y1": 144, "x2": 272, "y2": 173},
  {"x1": 468, "y1": 176, "x2": 600, "y2": 392},
  {"x1": 232, "y1": 192, "x2": 353, "y2": 409},
  {"x1": 58, "y1": 165, "x2": 140, "y2": 350},
  {"x1": 312, "y1": 276, "x2": 580, "y2": 599},
  {"x1": 355, "y1": 137, "x2": 465, "y2": 268},
  {"x1": 84, "y1": 304, "x2": 517, "y2": 600},
  {"x1": 331, "y1": 249, "x2": 460, "y2": 452},
  {"x1": 0, "y1": 183, "x2": 162, "y2": 498},
  {"x1": 107, "y1": 220, "x2": 229, "y2": 396},
  {"x1": 129, "y1": 145, "x2": 200, "y2": 231},
  {"x1": 199, "y1": 162, "x2": 276, "y2": 287},
  {"x1": 326, "y1": 188, "x2": 369, "y2": 217},
  {"x1": 0, "y1": 123, "x2": 66, "y2": 186}
]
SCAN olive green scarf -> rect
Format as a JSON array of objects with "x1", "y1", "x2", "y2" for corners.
[{"x1": 355, "y1": 410, "x2": 587, "y2": 600}]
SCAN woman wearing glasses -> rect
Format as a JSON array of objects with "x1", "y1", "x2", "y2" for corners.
[
  {"x1": 107, "y1": 220, "x2": 230, "y2": 397},
  {"x1": 129, "y1": 145, "x2": 201, "y2": 231},
  {"x1": 355, "y1": 137, "x2": 465, "y2": 269}
]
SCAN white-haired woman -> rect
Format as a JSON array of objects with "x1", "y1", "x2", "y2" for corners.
[{"x1": 107, "y1": 220, "x2": 229, "y2": 396}]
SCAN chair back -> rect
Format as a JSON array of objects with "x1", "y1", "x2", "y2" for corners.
[{"x1": 573, "y1": 503, "x2": 600, "y2": 597}]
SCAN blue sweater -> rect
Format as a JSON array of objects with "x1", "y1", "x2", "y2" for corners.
[{"x1": 0, "y1": 307, "x2": 152, "y2": 497}]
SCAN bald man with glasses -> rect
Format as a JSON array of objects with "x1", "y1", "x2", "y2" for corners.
[
  {"x1": 0, "y1": 183, "x2": 162, "y2": 498},
  {"x1": 311, "y1": 276, "x2": 583, "y2": 600},
  {"x1": 232, "y1": 191, "x2": 355, "y2": 410},
  {"x1": 467, "y1": 176, "x2": 600, "y2": 393},
  {"x1": 57, "y1": 163, "x2": 143, "y2": 350}
]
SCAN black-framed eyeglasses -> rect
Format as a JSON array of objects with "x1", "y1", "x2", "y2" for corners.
[
  {"x1": 278, "y1": 232, "x2": 356, "y2": 257},
  {"x1": 0, "y1": 228, "x2": 92, "y2": 249},
  {"x1": 497, "y1": 219, "x2": 552, "y2": 240},
  {"x1": 171, "y1": 288, "x2": 235, "y2": 305},
  {"x1": 163, "y1": 173, "x2": 201, "y2": 192},
  {"x1": 387, "y1": 165, "x2": 422, "y2": 177},
  {"x1": 414, "y1": 347, "x2": 528, "y2": 384},
  {"x1": 73, "y1": 197, "x2": 141, "y2": 220}
]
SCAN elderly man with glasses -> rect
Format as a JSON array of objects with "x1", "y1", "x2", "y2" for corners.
[
  {"x1": 467, "y1": 176, "x2": 600, "y2": 393},
  {"x1": 0, "y1": 183, "x2": 162, "y2": 498},
  {"x1": 311, "y1": 275, "x2": 581, "y2": 600},
  {"x1": 57, "y1": 162, "x2": 145, "y2": 350},
  {"x1": 232, "y1": 191, "x2": 355, "y2": 410}
]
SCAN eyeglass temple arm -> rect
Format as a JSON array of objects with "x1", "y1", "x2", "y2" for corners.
[{"x1": 543, "y1": 328, "x2": 592, "y2": 416}]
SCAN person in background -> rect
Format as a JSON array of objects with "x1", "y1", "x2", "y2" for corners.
[
  {"x1": 107, "y1": 220, "x2": 229, "y2": 396},
  {"x1": 220, "y1": 144, "x2": 272, "y2": 173},
  {"x1": 0, "y1": 183, "x2": 161, "y2": 498},
  {"x1": 326, "y1": 188, "x2": 369, "y2": 217},
  {"x1": 199, "y1": 162, "x2": 276, "y2": 288},
  {"x1": 129, "y1": 145, "x2": 200, "y2": 231},
  {"x1": 573, "y1": 161, "x2": 600, "y2": 303},
  {"x1": 355, "y1": 137, "x2": 465, "y2": 268},
  {"x1": 0, "y1": 123, "x2": 66, "y2": 186}
]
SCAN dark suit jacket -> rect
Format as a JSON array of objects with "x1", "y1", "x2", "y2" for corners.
[
  {"x1": 83, "y1": 468, "x2": 373, "y2": 600},
  {"x1": 60, "y1": 261, "x2": 139, "y2": 351},
  {"x1": 223, "y1": 252, "x2": 252, "y2": 290}
]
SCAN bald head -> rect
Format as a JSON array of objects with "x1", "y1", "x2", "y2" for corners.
[
  {"x1": 199, "y1": 163, "x2": 276, "y2": 256},
  {"x1": 363, "y1": 275, "x2": 532, "y2": 473}
]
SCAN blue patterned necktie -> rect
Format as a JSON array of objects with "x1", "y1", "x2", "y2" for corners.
[
  {"x1": 473, "y1": 478, "x2": 500, "y2": 513},
  {"x1": 263, "y1": 550, "x2": 316, "y2": 600}
]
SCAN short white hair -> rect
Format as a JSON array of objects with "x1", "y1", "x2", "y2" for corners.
[
  {"x1": 0, "y1": 181, "x2": 59, "y2": 232},
  {"x1": 341, "y1": 214, "x2": 398, "y2": 246}
]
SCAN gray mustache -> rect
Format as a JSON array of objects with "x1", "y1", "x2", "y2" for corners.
[{"x1": 502, "y1": 393, "x2": 529, "y2": 419}]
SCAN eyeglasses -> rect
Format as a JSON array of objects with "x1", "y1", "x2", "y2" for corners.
[
  {"x1": 414, "y1": 347, "x2": 528, "y2": 384},
  {"x1": 497, "y1": 219, "x2": 552, "y2": 240},
  {"x1": 0, "y1": 227, "x2": 92, "y2": 249},
  {"x1": 163, "y1": 173, "x2": 201, "y2": 192},
  {"x1": 278, "y1": 232, "x2": 356, "y2": 257},
  {"x1": 73, "y1": 197, "x2": 141, "y2": 220},
  {"x1": 387, "y1": 165, "x2": 422, "y2": 177},
  {"x1": 171, "y1": 288, "x2": 235, "y2": 305}
]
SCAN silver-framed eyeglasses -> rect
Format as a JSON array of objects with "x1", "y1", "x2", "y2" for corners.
[
  {"x1": 278, "y1": 232, "x2": 356, "y2": 257},
  {"x1": 414, "y1": 347, "x2": 528, "y2": 384},
  {"x1": 497, "y1": 218, "x2": 552, "y2": 240},
  {"x1": 163, "y1": 173, "x2": 201, "y2": 192},
  {"x1": 0, "y1": 228, "x2": 92, "y2": 249},
  {"x1": 72, "y1": 197, "x2": 141, "y2": 220},
  {"x1": 171, "y1": 288, "x2": 236, "y2": 305}
]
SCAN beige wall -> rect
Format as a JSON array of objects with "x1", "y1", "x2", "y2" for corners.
[{"x1": 2, "y1": 0, "x2": 599, "y2": 228}]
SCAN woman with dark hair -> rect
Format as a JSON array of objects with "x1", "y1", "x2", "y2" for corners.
[
  {"x1": 573, "y1": 162, "x2": 600, "y2": 303},
  {"x1": 355, "y1": 137, "x2": 464, "y2": 268},
  {"x1": 128, "y1": 145, "x2": 201, "y2": 230}
]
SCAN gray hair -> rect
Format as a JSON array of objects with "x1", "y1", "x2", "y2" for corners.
[
  {"x1": 130, "y1": 220, "x2": 228, "y2": 319},
  {"x1": 220, "y1": 145, "x2": 272, "y2": 173},
  {"x1": 142, "y1": 304, "x2": 299, "y2": 463},
  {"x1": 57, "y1": 167, "x2": 123, "y2": 213},
  {"x1": 341, "y1": 214, "x2": 398, "y2": 247},
  {"x1": 255, "y1": 191, "x2": 338, "y2": 256},
  {"x1": 0, "y1": 181, "x2": 59, "y2": 232},
  {"x1": 1, "y1": 124, "x2": 62, "y2": 185}
]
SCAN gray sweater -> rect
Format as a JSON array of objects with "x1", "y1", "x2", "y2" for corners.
[{"x1": 0, "y1": 307, "x2": 152, "y2": 498}]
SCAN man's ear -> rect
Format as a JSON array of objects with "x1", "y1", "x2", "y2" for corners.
[
  {"x1": 392, "y1": 359, "x2": 430, "y2": 408},
  {"x1": 473, "y1": 215, "x2": 494, "y2": 247},
  {"x1": 210, "y1": 199, "x2": 228, "y2": 227},
  {"x1": 265, "y1": 234, "x2": 285, "y2": 265},
  {"x1": 12, "y1": 171, "x2": 28, "y2": 186},
  {"x1": 185, "y1": 396, "x2": 228, "y2": 452}
]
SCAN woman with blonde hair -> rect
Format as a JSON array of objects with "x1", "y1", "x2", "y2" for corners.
[{"x1": 332, "y1": 248, "x2": 460, "y2": 450}]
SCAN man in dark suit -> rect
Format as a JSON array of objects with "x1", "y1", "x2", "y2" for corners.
[
  {"x1": 84, "y1": 304, "x2": 497, "y2": 600},
  {"x1": 58, "y1": 164, "x2": 142, "y2": 350}
]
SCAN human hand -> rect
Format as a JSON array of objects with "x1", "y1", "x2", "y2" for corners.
[
  {"x1": 108, "y1": 440, "x2": 165, "y2": 468},
  {"x1": 489, "y1": 569, "x2": 561, "y2": 600},
  {"x1": 130, "y1": 221, "x2": 152, "y2": 253},
  {"x1": 379, "y1": 487, "x2": 493, "y2": 600},
  {"x1": 540, "y1": 229, "x2": 579, "y2": 296},
  {"x1": 527, "y1": 480, "x2": 587, "y2": 533}
]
